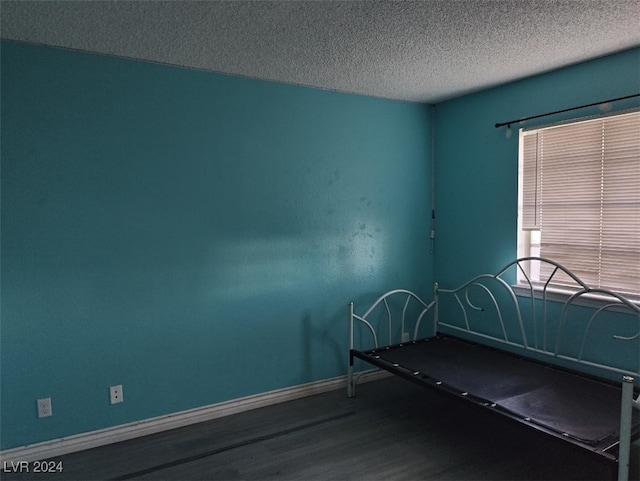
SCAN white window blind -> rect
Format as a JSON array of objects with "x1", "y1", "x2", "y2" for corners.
[{"x1": 520, "y1": 111, "x2": 640, "y2": 296}]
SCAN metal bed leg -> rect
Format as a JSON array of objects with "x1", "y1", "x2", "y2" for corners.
[
  {"x1": 617, "y1": 375, "x2": 635, "y2": 481},
  {"x1": 348, "y1": 302, "x2": 355, "y2": 398},
  {"x1": 347, "y1": 349, "x2": 356, "y2": 398}
]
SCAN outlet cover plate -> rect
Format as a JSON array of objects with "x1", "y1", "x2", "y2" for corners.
[
  {"x1": 110, "y1": 385, "x2": 123, "y2": 404},
  {"x1": 37, "y1": 398, "x2": 52, "y2": 418}
]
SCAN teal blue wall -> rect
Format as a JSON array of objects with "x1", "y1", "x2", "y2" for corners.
[
  {"x1": 3, "y1": 40, "x2": 638, "y2": 452},
  {"x1": 0, "y1": 42, "x2": 433, "y2": 449},
  {"x1": 433, "y1": 48, "x2": 640, "y2": 286}
]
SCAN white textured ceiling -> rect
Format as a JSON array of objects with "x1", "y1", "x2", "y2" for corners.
[{"x1": 1, "y1": 0, "x2": 639, "y2": 103}]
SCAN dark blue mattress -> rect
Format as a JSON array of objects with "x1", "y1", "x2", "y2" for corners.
[{"x1": 352, "y1": 335, "x2": 639, "y2": 458}]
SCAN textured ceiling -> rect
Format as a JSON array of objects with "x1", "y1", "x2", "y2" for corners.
[{"x1": 1, "y1": 0, "x2": 639, "y2": 103}]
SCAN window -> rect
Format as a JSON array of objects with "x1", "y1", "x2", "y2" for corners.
[{"x1": 517, "y1": 110, "x2": 640, "y2": 297}]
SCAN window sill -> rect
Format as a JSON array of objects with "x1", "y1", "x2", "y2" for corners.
[{"x1": 512, "y1": 284, "x2": 640, "y2": 311}]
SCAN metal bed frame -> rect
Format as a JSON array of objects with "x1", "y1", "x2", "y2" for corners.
[{"x1": 348, "y1": 257, "x2": 640, "y2": 481}]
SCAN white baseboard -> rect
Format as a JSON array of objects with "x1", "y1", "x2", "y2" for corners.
[{"x1": 0, "y1": 369, "x2": 388, "y2": 463}]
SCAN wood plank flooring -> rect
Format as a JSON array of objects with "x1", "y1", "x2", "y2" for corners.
[{"x1": 3, "y1": 377, "x2": 638, "y2": 480}]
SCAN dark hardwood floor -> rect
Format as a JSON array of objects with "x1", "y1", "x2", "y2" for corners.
[{"x1": 3, "y1": 377, "x2": 638, "y2": 481}]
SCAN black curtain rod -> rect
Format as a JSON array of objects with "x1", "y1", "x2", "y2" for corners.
[{"x1": 494, "y1": 93, "x2": 640, "y2": 128}]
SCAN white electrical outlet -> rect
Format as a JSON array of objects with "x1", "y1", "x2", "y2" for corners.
[
  {"x1": 402, "y1": 332, "x2": 410, "y2": 343},
  {"x1": 110, "y1": 385, "x2": 123, "y2": 404},
  {"x1": 37, "y1": 398, "x2": 52, "y2": 418}
]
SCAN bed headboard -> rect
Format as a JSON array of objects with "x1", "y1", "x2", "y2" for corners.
[{"x1": 435, "y1": 256, "x2": 640, "y2": 380}]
